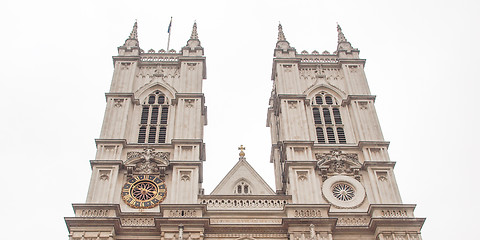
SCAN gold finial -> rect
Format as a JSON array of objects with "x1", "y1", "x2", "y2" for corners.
[{"x1": 238, "y1": 145, "x2": 246, "y2": 158}]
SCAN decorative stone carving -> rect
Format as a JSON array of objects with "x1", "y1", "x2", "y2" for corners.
[
  {"x1": 200, "y1": 198, "x2": 287, "y2": 210},
  {"x1": 288, "y1": 101, "x2": 297, "y2": 109},
  {"x1": 381, "y1": 210, "x2": 408, "y2": 218},
  {"x1": 377, "y1": 232, "x2": 420, "y2": 240},
  {"x1": 283, "y1": 64, "x2": 293, "y2": 72},
  {"x1": 125, "y1": 148, "x2": 170, "y2": 177},
  {"x1": 336, "y1": 217, "x2": 369, "y2": 226},
  {"x1": 114, "y1": 99, "x2": 124, "y2": 107},
  {"x1": 358, "y1": 101, "x2": 368, "y2": 110},
  {"x1": 315, "y1": 150, "x2": 361, "y2": 181},
  {"x1": 80, "y1": 209, "x2": 109, "y2": 217},
  {"x1": 185, "y1": 99, "x2": 195, "y2": 108},
  {"x1": 120, "y1": 62, "x2": 131, "y2": 70},
  {"x1": 167, "y1": 209, "x2": 197, "y2": 217},
  {"x1": 99, "y1": 174, "x2": 109, "y2": 181},
  {"x1": 121, "y1": 217, "x2": 155, "y2": 226},
  {"x1": 294, "y1": 209, "x2": 322, "y2": 218},
  {"x1": 181, "y1": 171, "x2": 191, "y2": 181},
  {"x1": 187, "y1": 63, "x2": 196, "y2": 70},
  {"x1": 297, "y1": 171, "x2": 308, "y2": 181},
  {"x1": 378, "y1": 176, "x2": 388, "y2": 182}
]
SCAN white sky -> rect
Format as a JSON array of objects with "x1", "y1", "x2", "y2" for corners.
[{"x1": 1, "y1": 0, "x2": 479, "y2": 239}]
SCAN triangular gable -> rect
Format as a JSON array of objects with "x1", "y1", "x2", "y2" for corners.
[{"x1": 210, "y1": 158, "x2": 275, "y2": 195}]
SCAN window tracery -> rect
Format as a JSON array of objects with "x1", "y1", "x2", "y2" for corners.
[
  {"x1": 312, "y1": 92, "x2": 346, "y2": 144},
  {"x1": 234, "y1": 181, "x2": 252, "y2": 195},
  {"x1": 138, "y1": 91, "x2": 169, "y2": 144}
]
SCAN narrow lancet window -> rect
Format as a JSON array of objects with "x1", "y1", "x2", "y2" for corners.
[
  {"x1": 327, "y1": 127, "x2": 336, "y2": 143},
  {"x1": 323, "y1": 108, "x2": 332, "y2": 124},
  {"x1": 313, "y1": 108, "x2": 322, "y2": 124}
]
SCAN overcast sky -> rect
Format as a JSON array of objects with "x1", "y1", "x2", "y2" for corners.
[{"x1": 1, "y1": 0, "x2": 479, "y2": 239}]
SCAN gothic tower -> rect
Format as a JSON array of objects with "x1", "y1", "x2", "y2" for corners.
[
  {"x1": 266, "y1": 24, "x2": 424, "y2": 238},
  {"x1": 65, "y1": 21, "x2": 208, "y2": 239},
  {"x1": 65, "y1": 22, "x2": 424, "y2": 240}
]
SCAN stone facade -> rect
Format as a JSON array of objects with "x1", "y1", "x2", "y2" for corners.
[{"x1": 65, "y1": 22, "x2": 424, "y2": 240}]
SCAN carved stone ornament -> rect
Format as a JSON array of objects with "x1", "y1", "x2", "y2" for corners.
[
  {"x1": 315, "y1": 150, "x2": 361, "y2": 181},
  {"x1": 125, "y1": 148, "x2": 170, "y2": 177}
]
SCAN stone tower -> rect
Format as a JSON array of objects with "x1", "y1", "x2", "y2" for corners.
[
  {"x1": 266, "y1": 24, "x2": 424, "y2": 239},
  {"x1": 65, "y1": 22, "x2": 424, "y2": 240},
  {"x1": 65, "y1": 21, "x2": 208, "y2": 239}
]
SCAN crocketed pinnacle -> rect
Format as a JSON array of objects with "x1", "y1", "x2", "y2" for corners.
[
  {"x1": 129, "y1": 20, "x2": 138, "y2": 40},
  {"x1": 190, "y1": 21, "x2": 198, "y2": 40},
  {"x1": 337, "y1": 23, "x2": 347, "y2": 43},
  {"x1": 278, "y1": 23, "x2": 286, "y2": 41}
]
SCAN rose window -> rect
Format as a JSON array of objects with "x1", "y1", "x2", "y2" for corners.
[{"x1": 332, "y1": 183, "x2": 355, "y2": 201}]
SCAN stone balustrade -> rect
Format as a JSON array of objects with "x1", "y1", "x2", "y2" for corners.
[{"x1": 199, "y1": 196, "x2": 289, "y2": 210}]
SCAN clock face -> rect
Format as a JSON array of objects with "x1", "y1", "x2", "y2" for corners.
[{"x1": 121, "y1": 175, "x2": 166, "y2": 208}]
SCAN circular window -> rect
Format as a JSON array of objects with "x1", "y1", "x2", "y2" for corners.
[
  {"x1": 332, "y1": 183, "x2": 355, "y2": 201},
  {"x1": 322, "y1": 176, "x2": 365, "y2": 208}
]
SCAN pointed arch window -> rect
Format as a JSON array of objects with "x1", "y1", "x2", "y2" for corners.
[
  {"x1": 312, "y1": 92, "x2": 347, "y2": 144},
  {"x1": 137, "y1": 91, "x2": 169, "y2": 144},
  {"x1": 234, "y1": 181, "x2": 252, "y2": 195}
]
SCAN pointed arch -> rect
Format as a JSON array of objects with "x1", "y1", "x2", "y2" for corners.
[
  {"x1": 233, "y1": 178, "x2": 253, "y2": 195},
  {"x1": 134, "y1": 82, "x2": 176, "y2": 102},
  {"x1": 135, "y1": 85, "x2": 173, "y2": 144},
  {"x1": 304, "y1": 83, "x2": 346, "y2": 101}
]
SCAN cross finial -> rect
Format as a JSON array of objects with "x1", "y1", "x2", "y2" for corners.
[{"x1": 238, "y1": 145, "x2": 246, "y2": 159}]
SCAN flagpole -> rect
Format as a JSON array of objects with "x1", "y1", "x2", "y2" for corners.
[{"x1": 167, "y1": 17, "x2": 172, "y2": 51}]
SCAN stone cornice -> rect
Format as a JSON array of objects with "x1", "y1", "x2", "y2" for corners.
[
  {"x1": 112, "y1": 56, "x2": 140, "y2": 65},
  {"x1": 338, "y1": 58, "x2": 366, "y2": 65},
  {"x1": 276, "y1": 94, "x2": 307, "y2": 100},
  {"x1": 341, "y1": 95, "x2": 376, "y2": 106},
  {"x1": 95, "y1": 139, "x2": 127, "y2": 147},
  {"x1": 104, "y1": 93, "x2": 140, "y2": 105},
  {"x1": 358, "y1": 141, "x2": 390, "y2": 148},
  {"x1": 362, "y1": 161, "x2": 397, "y2": 168},
  {"x1": 89, "y1": 160, "x2": 123, "y2": 168}
]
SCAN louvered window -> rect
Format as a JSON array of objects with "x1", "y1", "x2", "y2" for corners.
[
  {"x1": 316, "y1": 127, "x2": 325, "y2": 143},
  {"x1": 323, "y1": 108, "x2": 332, "y2": 124},
  {"x1": 158, "y1": 127, "x2": 167, "y2": 143},
  {"x1": 313, "y1": 108, "x2": 322, "y2": 124},
  {"x1": 138, "y1": 91, "x2": 169, "y2": 143},
  {"x1": 337, "y1": 128, "x2": 346, "y2": 143},
  {"x1": 160, "y1": 107, "x2": 169, "y2": 124},
  {"x1": 312, "y1": 93, "x2": 347, "y2": 144},
  {"x1": 138, "y1": 126, "x2": 146, "y2": 143},
  {"x1": 333, "y1": 108, "x2": 342, "y2": 124},
  {"x1": 148, "y1": 126, "x2": 156, "y2": 143},
  {"x1": 326, "y1": 127, "x2": 336, "y2": 143}
]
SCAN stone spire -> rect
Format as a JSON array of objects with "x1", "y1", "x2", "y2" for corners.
[
  {"x1": 182, "y1": 21, "x2": 203, "y2": 56},
  {"x1": 274, "y1": 23, "x2": 295, "y2": 57},
  {"x1": 277, "y1": 23, "x2": 286, "y2": 41},
  {"x1": 118, "y1": 20, "x2": 140, "y2": 56},
  {"x1": 337, "y1": 23, "x2": 347, "y2": 43},
  {"x1": 190, "y1": 21, "x2": 199, "y2": 40},
  {"x1": 335, "y1": 23, "x2": 359, "y2": 58},
  {"x1": 129, "y1": 20, "x2": 138, "y2": 40}
]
